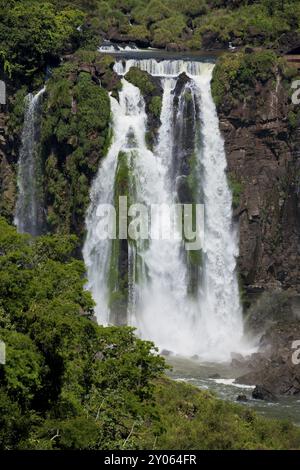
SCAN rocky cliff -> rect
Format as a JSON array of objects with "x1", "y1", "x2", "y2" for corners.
[{"x1": 213, "y1": 50, "x2": 300, "y2": 294}]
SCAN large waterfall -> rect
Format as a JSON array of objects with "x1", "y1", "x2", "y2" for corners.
[
  {"x1": 84, "y1": 58, "x2": 245, "y2": 361},
  {"x1": 15, "y1": 87, "x2": 46, "y2": 236}
]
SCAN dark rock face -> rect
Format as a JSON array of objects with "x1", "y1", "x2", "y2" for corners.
[
  {"x1": 217, "y1": 72, "x2": 300, "y2": 292},
  {"x1": 201, "y1": 31, "x2": 227, "y2": 50},
  {"x1": 236, "y1": 322, "x2": 300, "y2": 397},
  {"x1": 236, "y1": 394, "x2": 248, "y2": 402},
  {"x1": 252, "y1": 385, "x2": 276, "y2": 401},
  {"x1": 209, "y1": 373, "x2": 221, "y2": 379},
  {"x1": 276, "y1": 32, "x2": 300, "y2": 55}
]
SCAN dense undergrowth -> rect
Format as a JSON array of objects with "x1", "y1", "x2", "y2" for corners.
[
  {"x1": 1, "y1": 219, "x2": 300, "y2": 450},
  {"x1": 2, "y1": 1, "x2": 300, "y2": 86}
]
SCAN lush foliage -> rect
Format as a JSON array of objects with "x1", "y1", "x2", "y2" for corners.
[
  {"x1": 228, "y1": 173, "x2": 244, "y2": 209},
  {"x1": 0, "y1": 218, "x2": 165, "y2": 449},
  {"x1": 212, "y1": 50, "x2": 282, "y2": 107},
  {"x1": 40, "y1": 58, "x2": 111, "y2": 237},
  {"x1": 0, "y1": 0, "x2": 85, "y2": 82},
  {"x1": 2, "y1": 0, "x2": 300, "y2": 85},
  {"x1": 73, "y1": 0, "x2": 300, "y2": 50}
]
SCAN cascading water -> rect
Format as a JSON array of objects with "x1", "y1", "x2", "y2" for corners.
[
  {"x1": 15, "y1": 87, "x2": 46, "y2": 235},
  {"x1": 194, "y1": 72, "x2": 244, "y2": 359},
  {"x1": 83, "y1": 79, "x2": 166, "y2": 325},
  {"x1": 84, "y1": 58, "x2": 248, "y2": 361}
]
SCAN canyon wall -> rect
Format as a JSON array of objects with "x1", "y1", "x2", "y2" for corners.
[{"x1": 213, "y1": 51, "x2": 300, "y2": 294}]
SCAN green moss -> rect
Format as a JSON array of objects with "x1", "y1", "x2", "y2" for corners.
[
  {"x1": 0, "y1": 1, "x2": 85, "y2": 83},
  {"x1": 288, "y1": 110, "x2": 300, "y2": 129},
  {"x1": 125, "y1": 67, "x2": 156, "y2": 95},
  {"x1": 40, "y1": 61, "x2": 111, "y2": 239},
  {"x1": 149, "y1": 95, "x2": 162, "y2": 118},
  {"x1": 228, "y1": 173, "x2": 243, "y2": 209},
  {"x1": 108, "y1": 151, "x2": 131, "y2": 323}
]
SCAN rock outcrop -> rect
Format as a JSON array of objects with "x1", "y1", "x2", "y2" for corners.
[
  {"x1": 216, "y1": 59, "x2": 300, "y2": 293},
  {"x1": 235, "y1": 321, "x2": 300, "y2": 397}
]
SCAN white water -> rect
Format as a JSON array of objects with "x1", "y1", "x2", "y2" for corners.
[
  {"x1": 83, "y1": 79, "x2": 164, "y2": 324},
  {"x1": 84, "y1": 59, "x2": 249, "y2": 361},
  {"x1": 15, "y1": 87, "x2": 46, "y2": 235},
  {"x1": 114, "y1": 58, "x2": 207, "y2": 77},
  {"x1": 194, "y1": 72, "x2": 244, "y2": 359},
  {"x1": 134, "y1": 76, "x2": 195, "y2": 354},
  {"x1": 99, "y1": 44, "x2": 141, "y2": 53}
]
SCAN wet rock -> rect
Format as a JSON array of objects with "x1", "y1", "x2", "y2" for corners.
[
  {"x1": 252, "y1": 385, "x2": 276, "y2": 402},
  {"x1": 209, "y1": 373, "x2": 221, "y2": 379},
  {"x1": 237, "y1": 321, "x2": 300, "y2": 397},
  {"x1": 236, "y1": 394, "x2": 248, "y2": 402}
]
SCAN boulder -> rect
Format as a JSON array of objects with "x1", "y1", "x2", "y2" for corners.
[
  {"x1": 252, "y1": 385, "x2": 276, "y2": 401},
  {"x1": 236, "y1": 394, "x2": 248, "y2": 402}
]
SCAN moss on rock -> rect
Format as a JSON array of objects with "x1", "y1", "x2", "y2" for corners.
[
  {"x1": 40, "y1": 58, "x2": 112, "y2": 240},
  {"x1": 125, "y1": 67, "x2": 163, "y2": 149}
]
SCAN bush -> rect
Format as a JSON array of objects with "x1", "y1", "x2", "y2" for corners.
[{"x1": 212, "y1": 50, "x2": 280, "y2": 107}]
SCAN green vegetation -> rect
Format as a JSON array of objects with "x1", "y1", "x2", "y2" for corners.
[
  {"x1": 288, "y1": 109, "x2": 300, "y2": 129},
  {"x1": 2, "y1": 0, "x2": 300, "y2": 86},
  {"x1": 149, "y1": 95, "x2": 162, "y2": 118},
  {"x1": 125, "y1": 67, "x2": 156, "y2": 95},
  {"x1": 228, "y1": 173, "x2": 243, "y2": 209},
  {"x1": 153, "y1": 378, "x2": 300, "y2": 450},
  {"x1": 125, "y1": 67, "x2": 162, "y2": 148},
  {"x1": 41, "y1": 60, "x2": 111, "y2": 237},
  {"x1": 0, "y1": 218, "x2": 165, "y2": 449},
  {"x1": 3, "y1": 0, "x2": 300, "y2": 453},
  {"x1": 1, "y1": 222, "x2": 300, "y2": 450},
  {"x1": 77, "y1": 0, "x2": 300, "y2": 50},
  {"x1": 0, "y1": 0, "x2": 85, "y2": 82},
  {"x1": 7, "y1": 87, "x2": 28, "y2": 136},
  {"x1": 212, "y1": 50, "x2": 282, "y2": 108}
]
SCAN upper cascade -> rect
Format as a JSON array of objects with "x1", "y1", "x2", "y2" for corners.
[{"x1": 113, "y1": 58, "x2": 214, "y2": 78}]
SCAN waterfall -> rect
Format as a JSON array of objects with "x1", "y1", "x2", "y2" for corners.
[
  {"x1": 194, "y1": 72, "x2": 244, "y2": 359},
  {"x1": 84, "y1": 58, "x2": 247, "y2": 361},
  {"x1": 15, "y1": 87, "x2": 46, "y2": 236},
  {"x1": 83, "y1": 79, "x2": 164, "y2": 325}
]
